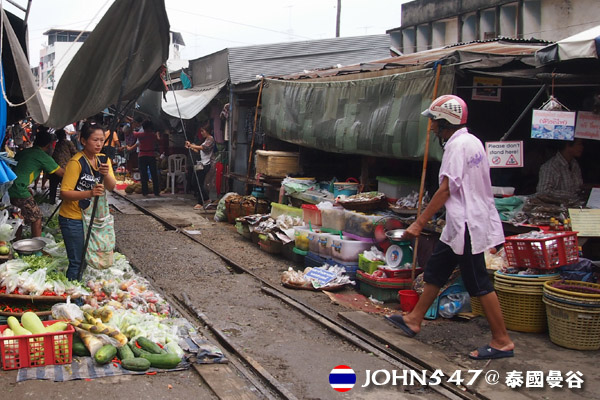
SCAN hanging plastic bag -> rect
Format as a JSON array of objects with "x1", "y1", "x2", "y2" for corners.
[{"x1": 82, "y1": 193, "x2": 115, "y2": 269}]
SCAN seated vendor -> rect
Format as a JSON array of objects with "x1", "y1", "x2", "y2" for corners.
[{"x1": 536, "y1": 138, "x2": 583, "y2": 197}]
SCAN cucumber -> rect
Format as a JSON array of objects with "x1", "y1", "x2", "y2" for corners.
[
  {"x1": 136, "y1": 337, "x2": 162, "y2": 354},
  {"x1": 117, "y1": 344, "x2": 135, "y2": 360},
  {"x1": 128, "y1": 341, "x2": 149, "y2": 357},
  {"x1": 120, "y1": 357, "x2": 151, "y2": 371},
  {"x1": 73, "y1": 340, "x2": 91, "y2": 357},
  {"x1": 94, "y1": 344, "x2": 117, "y2": 365},
  {"x1": 139, "y1": 352, "x2": 182, "y2": 369}
]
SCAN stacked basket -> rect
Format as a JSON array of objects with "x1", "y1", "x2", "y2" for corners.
[
  {"x1": 543, "y1": 280, "x2": 600, "y2": 350},
  {"x1": 494, "y1": 272, "x2": 559, "y2": 332}
]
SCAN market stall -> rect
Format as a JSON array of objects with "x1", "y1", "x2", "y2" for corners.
[{"x1": 0, "y1": 207, "x2": 226, "y2": 378}]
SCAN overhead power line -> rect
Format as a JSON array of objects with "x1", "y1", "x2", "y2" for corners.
[{"x1": 166, "y1": 6, "x2": 315, "y2": 41}]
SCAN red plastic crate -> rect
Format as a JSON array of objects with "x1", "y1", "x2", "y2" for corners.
[
  {"x1": 378, "y1": 266, "x2": 423, "y2": 279},
  {"x1": 504, "y1": 231, "x2": 579, "y2": 269},
  {"x1": 0, "y1": 320, "x2": 74, "y2": 370}
]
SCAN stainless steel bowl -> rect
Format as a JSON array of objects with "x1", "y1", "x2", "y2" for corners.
[
  {"x1": 12, "y1": 238, "x2": 46, "y2": 255},
  {"x1": 385, "y1": 229, "x2": 407, "y2": 241}
]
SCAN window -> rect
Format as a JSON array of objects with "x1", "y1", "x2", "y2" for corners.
[
  {"x1": 462, "y1": 13, "x2": 477, "y2": 42},
  {"x1": 523, "y1": 0, "x2": 541, "y2": 38},
  {"x1": 480, "y1": 9, "x2": 496, "y2": 40},
  {"x1": 432, "y1": 21, "x2": 446, "y2": 48},
  {"x1": 500, "y1": 4, "x2": 518, "y2": 38}
]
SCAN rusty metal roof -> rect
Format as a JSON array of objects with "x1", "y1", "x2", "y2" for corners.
[{"x1": 276, "y1": 38, "x2": 550, "y2": 80}]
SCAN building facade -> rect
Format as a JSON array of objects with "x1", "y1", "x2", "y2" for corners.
[
  {"x1": 389, "y1": 0, "x2": 600, "y2": 54},
  {"x1": 37, "y1": 29, "x2": 90, "y2": 89}
]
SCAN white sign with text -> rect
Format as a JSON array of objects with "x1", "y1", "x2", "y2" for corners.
[
  {"x1": 485, "y1": 141, "x2": 523, "y2": 168},
  {"x1": 575, "y1": 111, "x2": 600, "y2": 141}
]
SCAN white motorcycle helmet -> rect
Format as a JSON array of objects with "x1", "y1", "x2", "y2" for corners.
[{"x1": 421, "y1": 94, "x2": 468, "y2": 125}]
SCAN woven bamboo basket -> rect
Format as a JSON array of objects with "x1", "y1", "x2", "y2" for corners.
[
  {"x1": 494, "y1": 272, "x2": 558, "y2": 333},
  {"x1": 543, "y1": 296, "x2": 600, "y2": 350}
]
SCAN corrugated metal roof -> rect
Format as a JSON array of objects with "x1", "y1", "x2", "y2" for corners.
[
  {"x1": 277, "y1": 39, "x2": 549, "y2": 80},
  {"x1": 226, "y1": 34, "x2": 391, "y2": 85}
]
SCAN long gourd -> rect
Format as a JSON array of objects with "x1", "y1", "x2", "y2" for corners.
[
  {"x1": 7, "y1": 316, "x2": 32, "y2": 336},
  {"x1": 21, "y1": 312, "x2": 46, "y2": 334}
]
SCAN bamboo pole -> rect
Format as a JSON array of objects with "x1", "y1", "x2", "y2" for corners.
[
  {"x1": 245, "y1": 77, "x2": 265, "y2": 194},
  {"x1": 411, "y1": 64, "x2": 442, "y2": 283}
]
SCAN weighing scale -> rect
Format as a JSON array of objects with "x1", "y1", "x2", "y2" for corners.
[{"x1": 384, "y1": 229, "x2": 414, "y2": 268}]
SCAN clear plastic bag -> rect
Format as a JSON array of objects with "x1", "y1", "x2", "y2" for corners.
[{"x1": 52, "y1": 297, "x2": 84, "y2": 321}]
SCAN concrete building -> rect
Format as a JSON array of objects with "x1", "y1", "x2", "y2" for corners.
[
  {"x1": 389, "y1": 0, "x2": 600, "y2": 54},
  {"x1": 38, "y1": 29, "x2": 91, "y2": 89}
]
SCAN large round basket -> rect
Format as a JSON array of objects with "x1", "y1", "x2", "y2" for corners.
[
  {"x1": 543, "y1": 295, "x2": 600, "y2": 350},
  {"x1": 542, "y1": 280, "x2": 600, "y2": 350},
  {"x1": 494, "y1": 271, "x2": 558, "y2": 333}
]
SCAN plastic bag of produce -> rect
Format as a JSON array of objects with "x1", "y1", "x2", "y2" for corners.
[
  {"x1": 214, "y1": 192, "x2": 238, "y2": 222},
  {"x1": 0, "y1": 209, "x2": 20, "y2": 242},
  {"x1": 52, "y1": 297, "x2": 84, "y2": 321}
]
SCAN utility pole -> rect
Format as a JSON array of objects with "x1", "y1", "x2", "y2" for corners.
[{"x1": 336, "y1": 0, "x2": 341, "y2": 37}]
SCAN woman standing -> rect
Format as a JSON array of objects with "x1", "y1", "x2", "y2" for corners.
[
  {"x1": 185, "y1": 125, "x2": 215, "y2": 210},
  {"x1": 59, "y1": 124, "x2": 116, "y2": 281}
]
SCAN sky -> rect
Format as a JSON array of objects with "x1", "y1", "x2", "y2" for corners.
[{"x1": 2, "y1": 0, "x2": 411, "y2": 67}]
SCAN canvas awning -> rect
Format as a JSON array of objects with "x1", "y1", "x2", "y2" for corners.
[
  {"x1": 536, "y1": 25, "x2": 600, "y2": 65},
  {"x1": 161, "y1": 80, "x2": 227, "y2": 119},
  {"x1": 42, "y1": 0, "x2": 170, "y2": 128},
  {"x1": 261, "y1": 66, "x2": 456, "y2": 161}
]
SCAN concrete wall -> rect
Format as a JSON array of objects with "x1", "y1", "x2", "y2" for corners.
[
  {"x1": 395, "y1": 0, "x2": 600, "y2": 53},
  {"x1": 536, "y1": 0, "x2": 600, "y2": 41},
  {"x1": 402, "y1": 0, "x2": 514, "y2": 27}
]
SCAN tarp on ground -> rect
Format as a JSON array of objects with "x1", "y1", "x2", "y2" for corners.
[
  {"x1": 161, "y1": 80, "x2": 227, "y2": 119},
  {"x1": 44, "y1": 0, "x2": 170, "y2": 128},
  {"x1": 261, "y1": 66, "x2": 456, "y2": 161},
  {"x1": 536, "y1": 25, "x2": 600, "y2": 65}
]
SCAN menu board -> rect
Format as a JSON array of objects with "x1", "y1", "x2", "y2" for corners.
[{"x1": 569, "y1": 209, "x2": 600, "y2": 237}]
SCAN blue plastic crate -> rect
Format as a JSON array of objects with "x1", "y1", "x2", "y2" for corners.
[
  {"x1": 305, "y1": 251, "x2": 328, "y2": 269},
  {"x1": 326, "y1": 259, "x2": 359, "y2": 280}
]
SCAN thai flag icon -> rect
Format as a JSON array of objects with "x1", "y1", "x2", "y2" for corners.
[{"x1": 329, "y1": 365, "x2": 357, "y2": 392}]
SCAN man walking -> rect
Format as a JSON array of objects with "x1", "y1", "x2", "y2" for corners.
[{"x1": 385, "y1": 95, "x2": 514, "y2": 360}]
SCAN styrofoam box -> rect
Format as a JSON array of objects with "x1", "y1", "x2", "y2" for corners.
[{"x1": 376, "y1": 176, "x2": 419, "y2": 200}]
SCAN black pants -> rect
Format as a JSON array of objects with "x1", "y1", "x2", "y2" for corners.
[
  {"x1": 138, "y1": 156, "x2": 160, "y2": 196},
  {"x1": 423, "y1": 227, "x2": 494, "y2": 297},
  {"x1": 194, "y1": 164, "x2": 211, "y2": 204}
]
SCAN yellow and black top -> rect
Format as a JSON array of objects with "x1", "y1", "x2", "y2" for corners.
[{"x1": 59, "y1": 152, "x2": 114, "y2": 220}]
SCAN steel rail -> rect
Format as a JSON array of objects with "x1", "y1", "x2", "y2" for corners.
[{"x1": 112, "y1": 192, "x2": 485, "y2": 400}]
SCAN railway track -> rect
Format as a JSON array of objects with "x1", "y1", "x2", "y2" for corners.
[{"x1": 111, "y1": 192, "x2": 487, "y2": 400}]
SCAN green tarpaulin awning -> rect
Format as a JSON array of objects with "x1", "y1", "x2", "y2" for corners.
[{"x1": 261, "y1": 66, "x2": 456, "y2": 161}]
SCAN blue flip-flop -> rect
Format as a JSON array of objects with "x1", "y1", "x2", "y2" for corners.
[
  {"x1": 469, "y1": 345, "x2": 514, "y2": 360},
  {"x1": 384, "y1": 315, "x2": 417, "y2": 338}
]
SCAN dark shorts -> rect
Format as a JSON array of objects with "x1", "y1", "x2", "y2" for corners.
[
  {"x1": 423, "y1": 227, "x2": 494, "y2": 297},
  {"x1": 10, "y1": 196, "x2": 43, "y2": 224}
]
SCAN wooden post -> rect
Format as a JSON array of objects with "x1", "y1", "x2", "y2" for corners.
[
  {"x1": 411, "y1": 64, "x2": 442, "y2": 283},
  {"x1": 245, "y1": 78, "x2": 265, "y2": 194}
]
